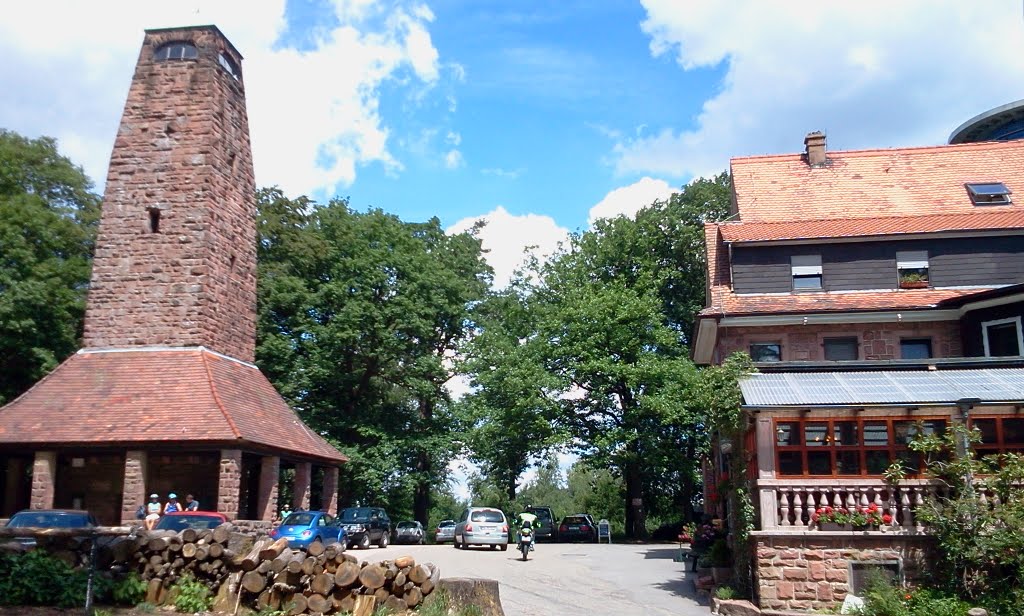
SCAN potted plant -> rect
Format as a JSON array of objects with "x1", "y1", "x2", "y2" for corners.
[
  {"x1": 899, "y1": 272, "x2": 929, "y2": 289},
  {"x1": 709, "y1": 538, "x2": 733, "y2": 584},
  {"x1": 696, "y1": 554, "x2": 714, "y2": 578},
  {"x1": 677, "y1": 522, "x2": 696, "y2": 549},
  {"x1": 812, "y1": 503, "x2": 892, "y2": 530}
]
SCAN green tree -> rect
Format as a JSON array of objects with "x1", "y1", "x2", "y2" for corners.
[
  {"x1": 255, "y1": 188, "x2": 490, "y2": 522},
  {"x1": 567, "y1": 463, "x2": 625, "y2": 531},
  {"x1": 0, "y1": 130, "x2": 99, "y2": 404},
  {"x1": 459, "y1": 286, "x2": 562, "y2": 502}
]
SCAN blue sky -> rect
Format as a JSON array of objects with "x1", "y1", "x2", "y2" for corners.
[
  {"x1": 3, "y1": 1, "x2": 1024, "y2": 495},
  {"x1": 3, "y1": 1, "x2": 1024, "y2": 286}
]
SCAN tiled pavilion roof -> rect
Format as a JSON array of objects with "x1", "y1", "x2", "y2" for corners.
[{"x1": 0, "y1": 347, "x2": 346, "y2": 464}]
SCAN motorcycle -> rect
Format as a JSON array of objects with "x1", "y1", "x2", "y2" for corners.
[{"x1": 518, "y1": 527, "x2": 534, "y2": 561}]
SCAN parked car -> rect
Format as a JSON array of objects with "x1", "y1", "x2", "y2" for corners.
[
  {"x1": 270, "y1": 511, "x2": 346, "y2": 550},
  {"x1": 522, "y1": 505, "x2": 557, "y2": 541},
  {"x1": 454, "y1": 507, "x2": 509, "y2": 550},
  {"x1": 4, "y1": 509, "x2": 98, "y2": 547},
  {"x1": 155, "y1": 511, "x2": 228, "y2": 531},
  {"x1": 434, "y1": 519, "x2": 456, "y2": 543},
  {"x1": 558, "y1": 514, "x2": 598, "y2": 542},
  {"x1": 338, "y1": 506, "x2": 392, "y2": 549},
  {"x1": 394, "y1": 520, "x2": 425, "y2": 544}
]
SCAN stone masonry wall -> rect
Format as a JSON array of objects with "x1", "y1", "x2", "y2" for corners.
[
  {"x1": 30, "y1": 451, "x2": 56, "y2": 510},
  {"x1": 217, "y1": 449, "x2": 242, "y2": 520},
  {"x1": 718, "y1": 320, "x2": 961, "y2": 362},
  {"x1": 121, "y1": 451, "x2": 147, "y2": 524},
  {"x1": 83, "y1": 26, "x2": 257, "y2": 362},
  {"x1": 755, "y1": 535, "x2": 933, "y2": 612}
]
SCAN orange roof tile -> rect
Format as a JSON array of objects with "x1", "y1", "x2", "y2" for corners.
[
  {"x1": 730, "y1": 139, "x2": 1024, "y2": 223},
  {"x1": 700, "y1": 287, "x2": 978, "y2": 317},
  {"x1": 0, "y1": 348, "x2": 346, "y2": 463},
  {"x1": 719, "y1": 210, "x2": 1024, "y2": 243}
]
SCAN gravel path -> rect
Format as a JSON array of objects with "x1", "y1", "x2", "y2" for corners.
[{"x1": 357, "y1": 541, "x2": 710, "y2": 616}]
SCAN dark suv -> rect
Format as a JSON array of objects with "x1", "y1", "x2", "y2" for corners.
[
  {"x1": 523, "y1": 506, "x2": 557, "y2": 541},
  {"x1": 338, "y1": 507, "x2": 392, "y2": 549}
]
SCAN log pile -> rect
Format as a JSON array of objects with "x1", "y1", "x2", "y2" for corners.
[{"x1": 2, "y1": 525, "x2": 440, "y2": 614}]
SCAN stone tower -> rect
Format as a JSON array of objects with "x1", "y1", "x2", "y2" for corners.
[{"x1": 84, "y1": 25, "x2": 257, "y2": 362}]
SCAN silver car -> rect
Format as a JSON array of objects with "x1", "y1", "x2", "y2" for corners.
[
  {"x1": 394, "y1": 520, "x2": 425, "y2": 544},
  {"x1": 454, "y1": 507, "x2": 509, "y2": 550},
  {"x1": 434, "y1": 519, "x2": 456, "y2": 543}
]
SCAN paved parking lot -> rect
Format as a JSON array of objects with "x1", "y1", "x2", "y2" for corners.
[{"x1": 356, "y1": 541, "x2": 709, "y2": 616}]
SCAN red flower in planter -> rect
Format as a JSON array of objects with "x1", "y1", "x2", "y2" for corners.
[{"x1": 882, "y1": 514, "x2": 893, "y2": 524}]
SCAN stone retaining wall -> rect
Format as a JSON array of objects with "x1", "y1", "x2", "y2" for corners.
[{"x1": 754, "y1": 533, "x2": 934, "y2": 612}]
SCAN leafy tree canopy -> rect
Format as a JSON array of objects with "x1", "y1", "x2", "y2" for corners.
[{"x1": 0, "y1": 130, "x2": 99, "y2": 404}]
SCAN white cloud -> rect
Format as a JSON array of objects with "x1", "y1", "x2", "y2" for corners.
[
  {"x1": 623, "y1": 0, "x2": 1024, "y2": 178},
  {"x1": 481, "y1": 167, "x2": 524, "y2": 179},
  {"x1": 0, "y1": 0, "x2": 441, "y2": 197},
  {"x1": 447, "y1": 206, "x2": 568, "y2": 289},
  {"x1": 444, "y1": 149, "x2": 464, "y2": 169},
  {"x1": 587, "y1": 177, "x2": 677, "y2": 226}
]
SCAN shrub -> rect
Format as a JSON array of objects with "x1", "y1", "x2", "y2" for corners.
[
  {"x1": 858, "y1": 576, "x2": 970, "y2": 616},
  {"x1": 112, "y1": 572, "x2": 148, "y2": 606},
  {"x1": 171, "y1": 574, "x2": 212, "y2": 613},
  {"x1": 0, "y1": 550, "x2": 91, "y2": 608},
  {"x1": 708, "y1": 538, "x2": 732, "y2": 567},
  {"x1": 715, "y1": 586, "x2": 736, "y2": 600}
]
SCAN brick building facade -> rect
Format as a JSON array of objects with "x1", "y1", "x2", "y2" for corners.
[
  {"x1": 0, "y1": 25, "x2": 346, "y2": 525},
  {"x1": 695, "y1": 132, "x2": 1024, "y2": 610}
]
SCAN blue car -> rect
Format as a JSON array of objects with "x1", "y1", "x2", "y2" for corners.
[{"x1": 270, "y1": 511, "x2": 347, "y2": 550}]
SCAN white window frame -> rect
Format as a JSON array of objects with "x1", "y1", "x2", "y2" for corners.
[
  {"x1": 982, "y1": 316, "x2": 1024, "y2": 357},
  {"x1": 791, "y1": 255, "x2": 823, "y2": 290},
  {"x1": 896, "y1": 250, "x2": 930, "y2": 288}
]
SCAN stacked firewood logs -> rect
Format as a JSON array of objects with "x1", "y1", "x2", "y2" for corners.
[{"x1": 0, "y1": 525, "x2": 440, "y2": 614}]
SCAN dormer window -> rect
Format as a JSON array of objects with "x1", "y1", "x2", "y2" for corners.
[
  {"x1": 896, "y1": 250, "x2": 929, "y2": 288},
  {"x1": 154, "y1": 42, "x2": 198, "y2": 62},
  {"x1": 218, "y1": 53, "x2": 240, "y2": 80},
  {"x1": 966, "y1": 182, "x2": 1011, "y2": 205},
  {"x1": 791, "y1": 255, "x2": 822, "y2": 290}
]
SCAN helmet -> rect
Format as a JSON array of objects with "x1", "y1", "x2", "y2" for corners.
[{"x1": 522, "y1": 520, "x2": 533, "y2": 529}]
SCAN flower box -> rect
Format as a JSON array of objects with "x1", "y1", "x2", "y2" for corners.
[
  {"x1": 817, "y1": 522, "x2": 875, "y2": 531},
  {"x1": 899, "y1": 280, "x2": 929, "y2": 289}
]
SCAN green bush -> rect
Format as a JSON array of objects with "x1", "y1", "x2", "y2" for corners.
[
  {"x1": 708, "y1": 538, "x2": 732, "y2": 567},
  {"x1": 171, "y1": 574, "x2": 212, "y2": 613},
  {"x1": 111, "y1": 572, "x2": 148, "y2": 605},
  {"x1": 715, "y1": 586, "x2": 736, "y2": 600},
  {"x1": 0, "y1": 550, "x2": 91, "y2": 608},
  {"x1": 858, "y1": 573, "x2": 970, "y2": 616}
]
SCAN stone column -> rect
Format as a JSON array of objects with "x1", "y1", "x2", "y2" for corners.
[
  {"x1": 30, "y1": 451, "x2": 57, "y2": 510},
  {"x1": 322, "y1": 466, "x2": 338, "y2": 515},
  {"x1": 756, "y1": 415, "x2": 777, "y2": 479},
  {"x1": 120, "y1": 450, "x2": 148, "y2": 524},
  {"x1": 293, "y1": 462, "x2": 311, "y2": 511},
  {"x1": 217, "y1": 449, "x2": 242, "y2": 521},
  {"x1": 257, "y1": 456, "x2": 280, "y2": 522}
]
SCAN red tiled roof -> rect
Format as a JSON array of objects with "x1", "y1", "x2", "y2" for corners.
[
  {"x1": 730, "y1": 139, "x2": 1024, "y2": 223},
  {"x1": 700, "y1": 287, "x2": 979, "y2": 318},
  {"x1": 719, "y1": 210, "x2": 1024, "y2": 243},
  {"x1": 0, "y1": 348, "x2": 346, "y2": 463}
]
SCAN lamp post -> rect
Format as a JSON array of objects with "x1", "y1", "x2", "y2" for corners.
[{"x1": 956, "y1": 397, "x2": 981, "y2": 498}]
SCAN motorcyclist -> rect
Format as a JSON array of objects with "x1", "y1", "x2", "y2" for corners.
[{"x1": 517, "y1": 511, "x2": 538, "y2": 552}]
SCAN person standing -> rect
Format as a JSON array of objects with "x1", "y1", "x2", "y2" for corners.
[
  {"x1": 184, "y1": 494, "x2": 199, "y2": 511},
  {"x1": 144, "y1": 493, "x2": 162, "y2": 530}
]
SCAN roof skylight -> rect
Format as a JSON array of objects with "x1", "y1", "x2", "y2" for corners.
[{"x1": 966, "y1": 182, "x2": 1012, "y2": 205}]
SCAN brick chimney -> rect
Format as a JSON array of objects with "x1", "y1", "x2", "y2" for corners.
[{"x1": 804, "y1": 131, "x2": 827, "y2": 167}]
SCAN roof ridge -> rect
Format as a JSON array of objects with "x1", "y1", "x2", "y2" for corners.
[
  {"x1": 730, "y1": 139, "x2": 1024, "y2": 165},
  {"x1": 201, "y1": 350, "x2": 242, "y2": 440}
]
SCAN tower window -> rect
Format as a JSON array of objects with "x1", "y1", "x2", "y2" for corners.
[
  {"x1": 218, "y1": 53, "x2": 240, "y2": 80},
  {"x1": 966, "y1": 182, "x2": 1012, "y2": 205},
  {"x1": 148, "y1": 208, "x2": 161, "y2": 234},
  {"x1": 154, "y1": 42, "x2": 198, "y2": 62}
]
